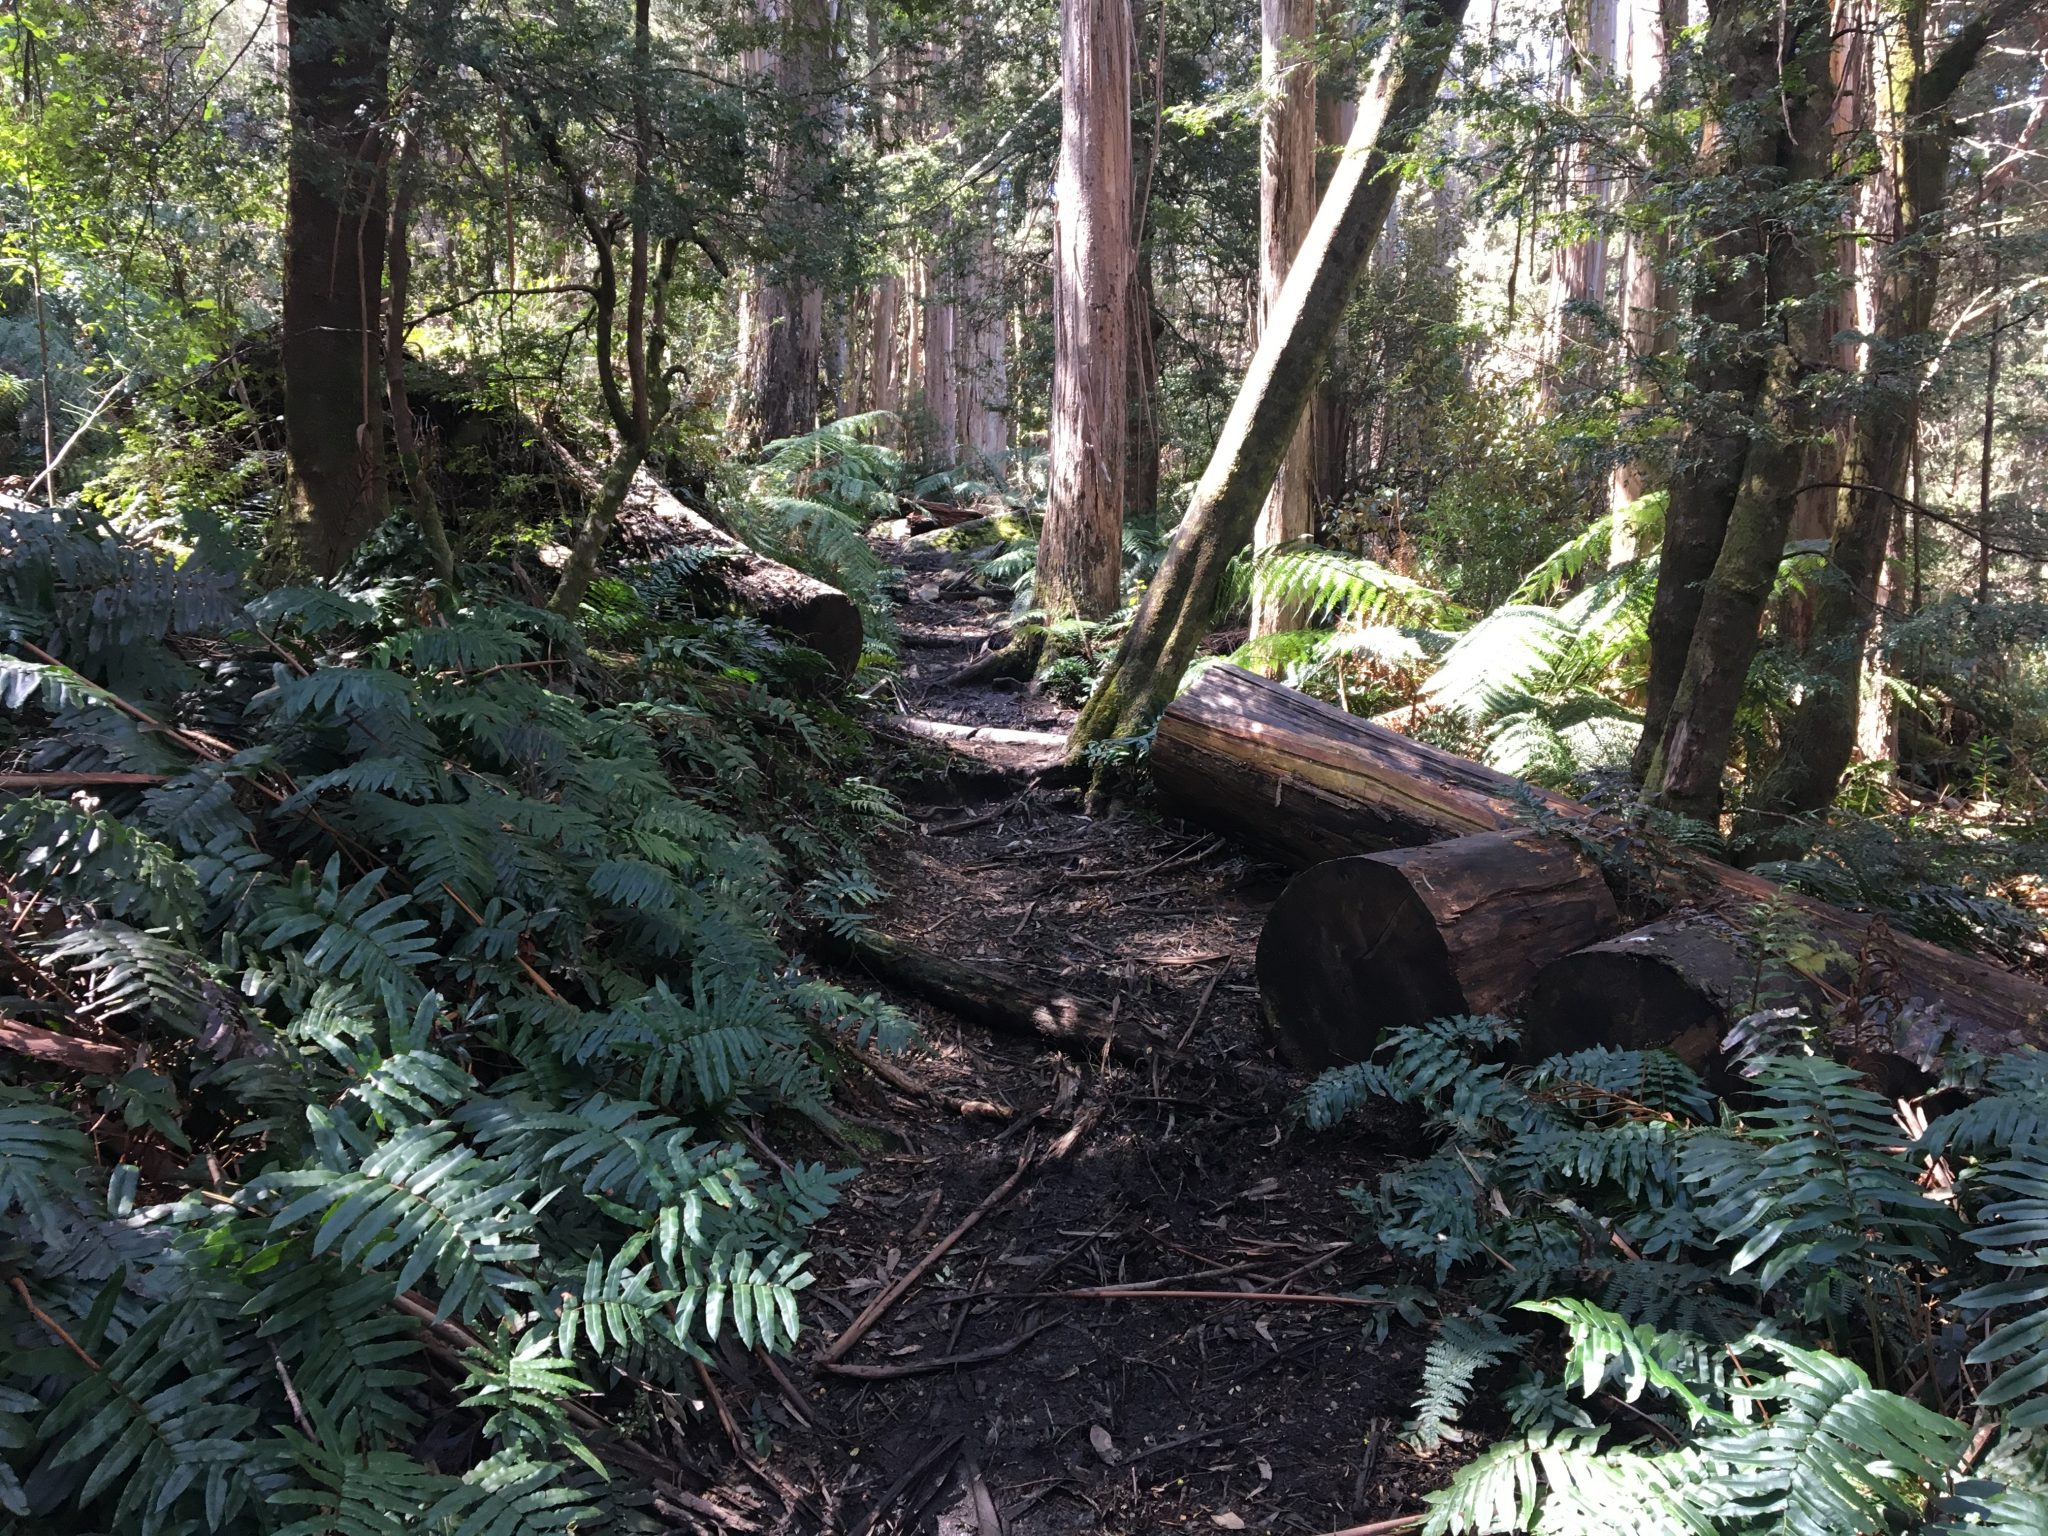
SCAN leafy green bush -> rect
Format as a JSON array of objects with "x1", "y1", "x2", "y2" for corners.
[{"x1": 0, "y1": 501, "x2": 907, "y2": 1532}]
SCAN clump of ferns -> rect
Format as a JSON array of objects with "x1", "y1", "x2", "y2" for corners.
[
  {"x1": 0, "y1": 500, "x2": 910, "y2": 1534},
  {"x1": 1299, "y1": 1006, "x2": 2048, "y2": 1534}
]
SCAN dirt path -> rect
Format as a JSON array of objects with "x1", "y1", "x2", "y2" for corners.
[{"x1": 685, "y1": 539, "x2": 1437, "y2": 1535}]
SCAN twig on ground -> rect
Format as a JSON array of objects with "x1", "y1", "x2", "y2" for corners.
[
  {"x1": 816, "y1": 1319, "x2": 1058, "y2": 1381},
  {"x1": 1055, "y1": 1286, "x2": 1390, "y2": 1309},
  {"x1": 816, "y1": 1140, "x2": 1039, "y2": 1367}
]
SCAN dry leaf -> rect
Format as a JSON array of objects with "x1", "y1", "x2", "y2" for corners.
[
  {"x1": 1089, "y1": 1425, "x2": 1118, "y2": 1464},
  {"x1": 1210, "y1": 1513, "x2": 1246, "y2": 1529},
  {"x1": 1257, "y1": 1457, "x2": 1272, "y2": 1483}
]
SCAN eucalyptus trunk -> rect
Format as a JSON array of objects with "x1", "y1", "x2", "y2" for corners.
[
  {"x1": 1249, "y1": 0, "x2": 1320, "y2": 647},
  {"x1": 1068, "y1": 0, "x2": 1471, "y2": 755},
  {"x1": 1040, "y1": 0, "x2": 1134, "y2": 620}
]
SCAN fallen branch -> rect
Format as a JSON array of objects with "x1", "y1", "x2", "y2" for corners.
[
  {"x1": 815, "y1": 1143, "x2": 1039, "y2": 1368},
  {"x1": 0, "y1": 1016, "x2": 135, "y2": 1074},
  {"x1": 885, "y1": 716, "x2": 1068, "y2": 751},
  {"x1": 1056, "y1": 1286, "x2": 1390, "y2": 1309},
  {"x1": 815, "y1": 1319, "x2": 1059, "y2": 1381},
  {"x1": 814, "y1": 927, "x2": 1186, "y2": 1067},
  {"x1": 1312, "y1": 1517, "x2": 1425, "y2": 1536},
  {"x1": 0, "y1": 771, "x2": 169, "y2": 790}
]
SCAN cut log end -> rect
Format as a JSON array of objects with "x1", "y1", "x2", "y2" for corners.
[
  {"x1": 1256, "y1": 830, "x2": 1621, "y2": 1070},
  {"x1": 1521, "y1": 915, "x2": 1823, "y2": 1074}
]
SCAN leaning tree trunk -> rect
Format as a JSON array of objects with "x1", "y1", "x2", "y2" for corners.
[
  {"x1": 1639, "y1": 0, "x2": 1834, "y2": 819},
  {"x1": 1257, "y1": 830, "x2": 1620, "y2": 1068},
  {"x1": 1068, "y1": 0, "x2": 1470, "y2": 753},
  {"x1": 1040, "y1": 0, "x2": 1133, "y2": 620},
  {"x1": 282, "y1": 0, "x2": 391, "y2": 577}
]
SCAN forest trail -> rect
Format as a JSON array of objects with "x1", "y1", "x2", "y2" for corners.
[{"x1": 678, "y1": 540, "x2": 1440, "y2": 1534}]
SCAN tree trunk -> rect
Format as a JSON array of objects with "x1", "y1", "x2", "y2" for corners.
[
  {"x1": 1040, "y1": 0, "x2": 1134, "y2": 619},
  {"x1": 1148, "y1": 663, "x2": 2048, "y2": 1054},
  {"x1": 1257, "y1": 830, "x2": 1620, "y2": 1068},
  {"x1": 1604, "y1": 0, "x2": 1682, "y2": 557},
  {"x1": 1638, "y1": 0, "x2": 1835, "y2": 819},
  {"x1": 1069, "y1": 0, "x2": 1469, "y2": 751},
  {"x1": 1249, "y1": 0, "x2": 1321, "y2": 646},
  {"x1": 1542, "y1": 0, "x2": 1619, "y2": 408},
  {"x1": 1124, "y1": 238, "x2": 1163, "y2": 521},
  {"x1": 922, "y1": 230, "x2": 958, "y2": 467},
  {"x1": 1309, "y1": 89, "x2": 1356, "y2": 511},
  {"x1": 734, "y1": 0, "x2": 830, "y2": 448},
  {"x1": 868, "y1": 272, "x2": 903, "y2": 416},
  {"x1": 957, "y1": 207, "x2": 1009, "y2": 476},
  {"x1": 547, "y1": 441, "x2": 862, "y2": 675},
  {"x1": 1521, "y1": 913, "x2": 1825, "y2": 1071},
  {"x1": 384, "y1": 109, "x2": 455, "y2": 583},
  {"x1": 282, "y1": 0, "x2": 391, "y2": 577},
  {"x1": 817, "y1": 927, "x2": 1183, "y2": 1065},
  {"x1": 1630, "y1": 0, "x2": 1803, "y2": 780}
]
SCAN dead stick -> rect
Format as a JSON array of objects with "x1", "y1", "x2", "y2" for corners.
[
  {"x1": 815, "y1": 1140, "x2": 1038, "y2": 1367},
  {"x1": 1056, "y1": 1286, "x2": 1390, "y2": 1309},
  {"x1": 817, "y1": 1320, "x2": 1059, "y2": 1381},
  {"x1": 0, "y1": 771, "x2": 168, "y2": 789},
  {"x1": 1312, "y1": 1517, "x2": 1424, "y2": 1536},
  {"x1": 0, "y1": 1015, "x2": 135, "y2": 1074},
  {"x1": 9, "y1": 1275, "x2": 100, "y2": 1369}
]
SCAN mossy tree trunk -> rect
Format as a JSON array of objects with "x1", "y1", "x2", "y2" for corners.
[
  {"x1": 1067, "y1": 0, "x2": 1470, "y2": 756},
  {"x1": 1742, "y1": 0, "x2": 2014, "y2": 845}
]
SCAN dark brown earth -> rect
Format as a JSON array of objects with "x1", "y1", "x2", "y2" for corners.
[{"x1": 670, "y1": 537, "x2": 1451, "y2": 1535}]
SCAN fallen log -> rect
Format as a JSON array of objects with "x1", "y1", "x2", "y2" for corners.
[
  {"x1": 0, "y1": 1016, "x2": 135, "y2": 1074},
  {"x1": 1520, "y1": 914, "x2": 1824, "y2": 1073},
  {"x1": 1256, "y1": 831, "x2": 1621, "y2": 1069},
  {"x1": 1157, "y1": 664, "x2": 2048, "y2": 1059},
  {"x1": 813, "y1": 928, "x2": 1184, "y2": 1067},
  {"x1": 542, "y1": 436, "x2": 863, "y2": 675}
]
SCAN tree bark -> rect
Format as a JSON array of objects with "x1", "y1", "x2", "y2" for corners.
[
  {"x1": 1604, "y1": 0, "x2": 1683, "y2": 555},
  {"x1": 734, "y1": 0, "x2": 830, "y2": 448},
  {"x1": 1521, "y1": 912, "x2": 1825, "y2": 1070},
  {"x1": 1257, "y1": 830, "x2": 1621, "y2": 1068},
  {"x1": 922, "y1": 228, "x2": 959, "y2": 466},
  {"x1": 1742, "y1": 0, "x2": 2007, "y2": 843},
  {"x1": 1041, "y1": 0, "x2": 1134, "y2": 619},
  {"x1": 1542, "y1": 0, "x2": 1619, "y2": 408},
  {"x1": 1069, "y1": 0, "x2": 1469, "y2": 752},
  {"x1": 1249, "y1": 0, "x2": 1321, "y2": 646},
  {"x1": 282, "y1": 0, "x2": 391, "y2": 577},
  {"x1": 1148, "y1": 663, "x2": 2048, "y2": 1054},
  {"x1": 384, "y1": 107, "x2": 455, "y2": 583},
  {"x1": 957, "y1": 205, "x2": 1009, "y2": 475},
  {"x1": 1630, "y1": 0, "x2": 1803, "y2": 780},
  {"x1": 1638, "y1": 0, "x2": 1836, "y2": 819}
]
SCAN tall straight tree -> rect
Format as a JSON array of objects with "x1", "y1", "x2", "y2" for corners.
[
  {"x1": 1542, "y1": 0, "x2": 1619, "y2": 406},
  {"x1": 733, "y1": 0, "x2": 831, "y2": 448},
  {"x1": 282, "y1": 0, "x2": 390, "y2": 577},
  {"x1": 1604, "y1": 0, "x2": 1681, "y2": 559},
  {"x1": 1070, "y1": 0, "x2": 1471, "y2": 754},
  {"x1": 1249, "y1": 0, "x2": 1320, "y2": 646},
  {"x1": 1041, "y1": 0, "x2": 1134, "y2": 620}
]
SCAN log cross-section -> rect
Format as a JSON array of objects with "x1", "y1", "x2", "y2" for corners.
[{"x1": 1256, "y1": 830, "x2": 1621, "y2": 1068}]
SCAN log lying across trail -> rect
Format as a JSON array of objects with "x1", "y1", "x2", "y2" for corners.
[
  {"x1": 1156, "y1": 664, "x2": 2048, "y2": 1061},
  {"x1": 545, "y1": 438, "x2": 864, "y2": 676},
  {"x1": 1256, "y1": 831, "x2": 1620, "y2": 1069}
]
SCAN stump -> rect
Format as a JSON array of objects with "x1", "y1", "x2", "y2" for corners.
[
  {"x1": 1255, "y1": 830, "x2": 1621, "y2": 1069},
  {"x1": 1520, "y1": 915, "x2": 1826, "y2": 1073}
]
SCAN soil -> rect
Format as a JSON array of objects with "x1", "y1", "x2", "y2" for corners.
[{"x1": 674, "y1": 537, "x2": 1447, "y2": 1536}]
